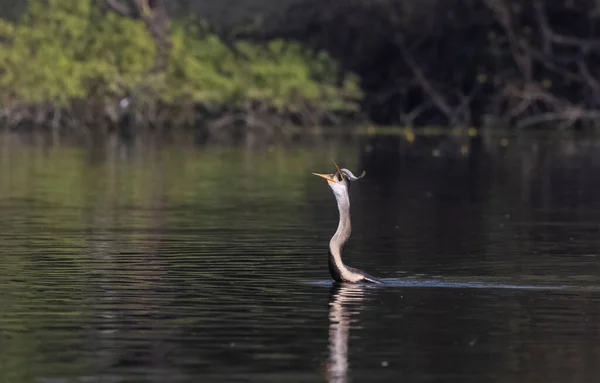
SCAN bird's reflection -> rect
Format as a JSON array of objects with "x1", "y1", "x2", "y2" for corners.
[{"x1": 326, "y1": 284, "x2": 367, "y2": 383}]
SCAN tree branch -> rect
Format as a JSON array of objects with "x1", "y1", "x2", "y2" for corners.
[
  {"x1": 533, "y1": 0, "x2": 600, "y2": 52},
  {"x1": 516, "y1": 110, "x2": 600, "y2": 129},
  {"x1": 577, "y1": 58, "x2": 600, "y2": 97},
  {"x1": 396, "y1": 37, "x2": 455, "y2": 121},
  {"x1": 104, "y1": 0, "x2": 134, "y2": 17},
  {"x1": 400, "y1": 100, "x2": 432, "y2": 125}
]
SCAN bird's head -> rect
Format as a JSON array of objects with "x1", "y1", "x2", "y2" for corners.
[{"x1": 313, "y1": 163, "x2": 366, "y2": 197}]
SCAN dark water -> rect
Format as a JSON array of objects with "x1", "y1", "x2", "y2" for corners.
[{"x1": 2, "y1": 131, "x2": 600, "y2": 382}]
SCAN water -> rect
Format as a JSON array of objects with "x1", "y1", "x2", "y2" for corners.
[{"x1": 2, "y1": 131, "x2": 600, "y2": 382}]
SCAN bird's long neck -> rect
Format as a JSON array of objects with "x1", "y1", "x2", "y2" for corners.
[{"x1": 329, "y1": 190, "x2": 351, "y2": 275}]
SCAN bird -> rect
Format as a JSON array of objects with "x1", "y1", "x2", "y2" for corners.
[{"x1": 313, "y1": 163, "x2": 383, "y2": 284}]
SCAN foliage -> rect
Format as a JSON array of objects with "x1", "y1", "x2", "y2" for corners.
[
  {"x1": 0, "y1": 0, "x2": 155, "y2": 108},
  {"x1": 164, "y1": 27, "x2": 361, "y2": 111},
  {"x1": 0, "y1": 0, "x2": 362, "y2": 127}
]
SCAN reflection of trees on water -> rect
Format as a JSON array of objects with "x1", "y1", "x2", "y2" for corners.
[
  {"x1": 355, "y1": 131, "x2": 600, "y2": 382},
  {"x1": 356, "y1": 131, "x2": 600, "y2": 271},
  {"x1": 325, "y1": 284, "x2": 366, "y2": 383},
  {"x1": 0, "y1": 131, "x2": 363, "y2": 377},
  {"x1": 81, "y1": 136, "x2": 176, "y2": 370},
  {"x1": 0, "y1": 132, "x2": 178, "y2": 375},
  {"x1": 5, "y1": 130, "x2": 600, "y2": 380}
]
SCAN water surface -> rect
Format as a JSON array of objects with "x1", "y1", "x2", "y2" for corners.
[{"x1": 1, "y1": 131, "x2": 600, "y2": 382}]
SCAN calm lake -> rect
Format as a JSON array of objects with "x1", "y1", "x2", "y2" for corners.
[{"x1": 1, "y1": 130, "x2": 600, "y2": 382}]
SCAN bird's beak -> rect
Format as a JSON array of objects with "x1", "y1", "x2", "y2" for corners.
[{"x1": 312, "y1": 172, "x2": 338, "y2": 183}]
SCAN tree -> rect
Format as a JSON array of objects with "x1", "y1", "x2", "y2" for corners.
[{"x1": 102, "y1": 0, "x2": 171, "y2": 73}]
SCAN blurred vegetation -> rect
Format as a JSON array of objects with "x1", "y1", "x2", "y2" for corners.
[
  {"x1": 254, "y1": 0, "x2": 600, "y2": 129},
  {"x1": 0, "y1": 0, "x2": 362, "y2": 134},
  {"x1": 3, "y1": 0, "x2": 600, "y2": 134}
]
